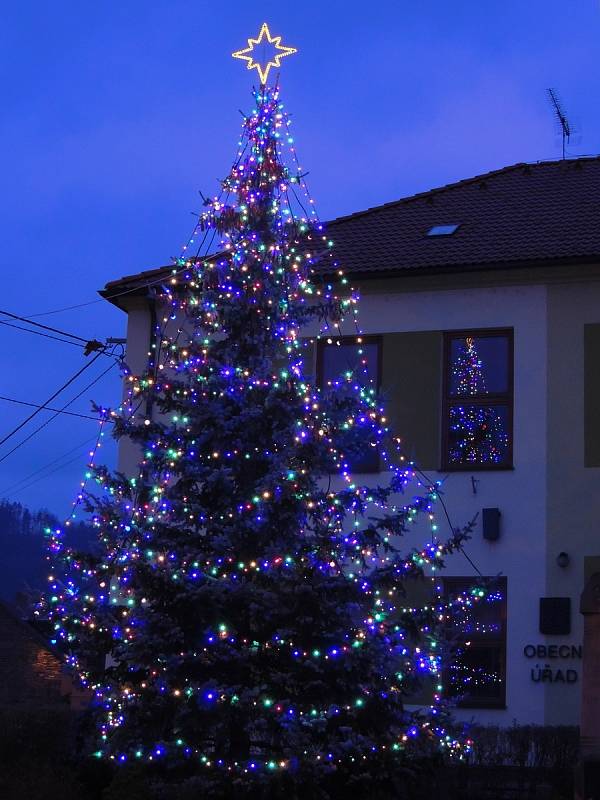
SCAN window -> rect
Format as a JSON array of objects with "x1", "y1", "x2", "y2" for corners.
[
  {"x1": 444, "y1": 576, "x2": 507, "y2": 709},
  {"x1": 427, "y1": 224, "x2": 460, "y2": 236},
  {"x1": 442, "y1": 329, "x2": 513, "y2": 470},
  {"x1": 316, "y1": 336, "x2": 382, "y2": 473}
]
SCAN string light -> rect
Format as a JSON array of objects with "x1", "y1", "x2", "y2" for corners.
[{"x1": 41, "y1": 67, "x2": 492, "y2": 790}]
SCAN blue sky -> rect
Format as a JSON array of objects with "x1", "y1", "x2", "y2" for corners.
[{"x1": 0, "y1": 0, "x2": 598, "y2": 516}]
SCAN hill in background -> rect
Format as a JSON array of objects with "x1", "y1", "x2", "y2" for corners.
[{"x1": 0, "y1": 500, "x2": 95, "y2": 603}]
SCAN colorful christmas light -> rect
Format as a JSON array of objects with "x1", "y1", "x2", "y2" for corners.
[{"x1": 41, "y1": 44, "x2": 486, "y2": 794}]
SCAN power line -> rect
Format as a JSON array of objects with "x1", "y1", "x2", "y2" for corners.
[
  {"x1": 20, "y1": 267, "x2": 180, "y2": 319},
  {"x1": 0, "y1": 307, "x2": 90, "y2": 343},
  {"x1": 26, "y1": 299, "x2": 104, "y2": 318},
  {"x1": 0, "y1": 436, "x2": 98, "y2": 497},
  {"x1": 0, "y1": 394, "x2": 103, "y2": 421},
  {"x1": 0, "y1": 349, "x2": 106, "y2": 450},
  {"x1": 17, "y1": 155, "x2": 244, "y2": 324},
  {"x1": 0, "y1": 319, "x2": 87, "y2": 349},
  {"x1": 17, "y1": 212, "x2": 223, "y2": 319},
  {"x1": 5, "y1": 450, "x2": 93, "y2": 498},
  {"x1": 10, "y1": 264, "x2": 185, "y2": 320},
  {"x1": 0, "y1": 360, "x2": 116, "y2": 466}
]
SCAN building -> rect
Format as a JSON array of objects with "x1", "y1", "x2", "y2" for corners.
[
  {"x1": 0, "y1": 601, "x2": 87, "y2": 709},
  {"x1": 101, "y1": 155, "x2": 600, "y2": 728}
]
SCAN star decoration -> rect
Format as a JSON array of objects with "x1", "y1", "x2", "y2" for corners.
[{"x1": 232, "y1": 22, "x2": 297, "y2": 85}]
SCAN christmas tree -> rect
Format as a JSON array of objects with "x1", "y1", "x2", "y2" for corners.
[
  {"x1": 45, "y1": 24, "x2": 472, "y2": 797},
  {"x1": 448, "y1": 336, "x2": 509, "y2": 465}
]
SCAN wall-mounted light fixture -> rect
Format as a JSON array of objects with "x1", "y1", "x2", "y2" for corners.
[{"x1": 556, "y1": 552, "x2": 570, "y2": 569}]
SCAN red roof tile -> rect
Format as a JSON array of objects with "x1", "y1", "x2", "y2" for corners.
[{"x1": 323, "y1": 157, "x2": 600, "y2": 274}]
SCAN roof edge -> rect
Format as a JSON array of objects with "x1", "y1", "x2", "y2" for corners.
[
  {"x1": 326, "y1": 155, "x2": 600, "y2": 226},
  {"x1": 99, "y1": 251, "x2": 600, "y2": 307}
]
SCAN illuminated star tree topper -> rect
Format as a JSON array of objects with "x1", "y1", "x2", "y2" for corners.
[{"x1": 232, "y1": 22, "x2": 297, "y2": 85}]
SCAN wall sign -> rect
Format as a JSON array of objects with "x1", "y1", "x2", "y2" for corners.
[{"x1": 523, "y1": 643, "x2": 582, "y2": 684}]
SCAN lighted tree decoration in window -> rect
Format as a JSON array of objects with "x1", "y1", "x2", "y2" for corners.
[
  {"x1": 444, "y1": 579, "x2": 506, "y2": 708},
  {"x1": 447, "y1": 336, "x2": 510, "y2": 465}
]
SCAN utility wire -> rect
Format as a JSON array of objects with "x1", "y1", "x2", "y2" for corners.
[
  {"x1": 12, "y1": 258, "x2": 189, "y2": 321},
  {"x1": 0, "y1": 308, "x2": 90, "y2": 343},
  {"x1": 6, "y1": 450, "x2": 92, "y2": 498},
  {"x1": 0, "y1": 394, "x2": 104, "y2": 421},
  {"x1": 17, "y1": 191, "x2": 231, "y2": 320},
  {"x1": 0, "y1": 319, "x2": 87, "y2": 349},
  {"x1": 0, "y1": 360, "x2": 116, "y2": 466},
  {"x1": 26, "y1": 300, "x2": 105, "y2": 318},
  {"x1": 0, "y1": 349, "x2": 105, "y2": 449},
  {"x1": 0, "y1": 436, "x2": 98, "y2": 497}
]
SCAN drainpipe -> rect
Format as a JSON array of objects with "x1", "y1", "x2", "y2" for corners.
[{"x1": 575, "y1": 572, "x2": 600, "y2": 800}]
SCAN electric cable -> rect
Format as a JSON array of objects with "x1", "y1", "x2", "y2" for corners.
[
  {"x1": 0, "y1": 394, "x2": 104, "y2": 421},
  {"x1": 0, "y1": 349, "x2": 106, "y2": 449},
  {"x1": 18, "y1": 144, "x2": 249, "y2": 320},
  {"x1": 279, "y1": 126, "x2": 488, "y2": 581},
  {"x1": 26, "y1": 300, "x2": 105, "y2": 318},
  {"x1": 0, "y1": 360, "x2": 116, "y2": 466},
  {"x1": 0, "y1": 308, "x2": 90, "y2": 343},
  {"x1": 0, "y1": 319, "x2": 89, "y2": 349},
  {"x1": 6, "y1": 449, "x2": 96, "y2": 499},
  {"x1": 0, "y1": 435, "x2": 99, "y2": 497}
]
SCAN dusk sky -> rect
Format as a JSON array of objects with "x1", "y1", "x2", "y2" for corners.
[{"x1": 0, "y1": 0, "x2": 598, "y2": 517}]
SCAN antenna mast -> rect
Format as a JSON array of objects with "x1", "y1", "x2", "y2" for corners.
[{"x1": 547, "y1": 88, "x2": 572, "y2": 160}]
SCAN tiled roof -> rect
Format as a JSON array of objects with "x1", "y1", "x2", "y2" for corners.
[
  {"x1": 323, "y1": 156, "x2": 600, "y2": 274},
  {"x1": 101, "y1": 157, "x2": 600, "y2": 303}
]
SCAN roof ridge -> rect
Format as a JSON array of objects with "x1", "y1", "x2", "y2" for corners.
[{"x1": 325, "y1": 155, "x2": 600, "y2": 226}]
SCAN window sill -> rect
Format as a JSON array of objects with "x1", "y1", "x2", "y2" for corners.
[
  {"x1": 440, "y1": 463, "x2": 514, "y2": 473},
  {"x1": 454, "y1": 700, "x2": 507, "y2": 710}
]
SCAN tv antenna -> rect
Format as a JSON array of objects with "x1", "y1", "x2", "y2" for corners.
[{"x1": 547, "y1": 88, "x2": 572, "y2": 159}]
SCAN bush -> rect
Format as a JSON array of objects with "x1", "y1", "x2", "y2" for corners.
[
  {"x1": 0, "y1": 714, "x2": 579, "y2": 800},
  {"x1": 468, "y1": 724, "x2": 579, "y2": 770},
  {"x1": 0, "y1": 707, "x2": 85, "y2": 800}
]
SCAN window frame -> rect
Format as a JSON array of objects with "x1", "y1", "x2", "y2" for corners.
[
  {"x1": 315, "y1": 335, "x2": 383, "y2": 474},
  {"x1": 443, "y1": 575, "x2": 508, "y2": 710},
  {"x1": 441, "y1": 327, "x2": 514, "y2": 471}
]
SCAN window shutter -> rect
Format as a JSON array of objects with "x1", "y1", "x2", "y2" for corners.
[
  {"x1": 584, "y1": 324, "x2": 600, "y2": 467},
  {"x1": 381, "y1": 332, "x2": 442, "y2": 470}
]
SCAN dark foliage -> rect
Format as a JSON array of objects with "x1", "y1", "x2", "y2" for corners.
[
  {"x1": 0, "y1": 499, "x2": 94, "y2": 602},
  {"x1": 0, "y1": 712, "x2": 578, "y2": 800}
]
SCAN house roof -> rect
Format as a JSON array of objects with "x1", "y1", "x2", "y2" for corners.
[
  {"x1": 101, "y1": 156, "x2": 600, "y2": 305},
  {"x1": 323, "y1": 156, "x2": 600, "y2": 275}
]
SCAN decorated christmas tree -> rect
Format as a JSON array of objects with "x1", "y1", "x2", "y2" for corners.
[
  {"x1": 45, "y1": 25, "x2": 473, "y2": 797},
  {"x1": 448, "y1": 336, "x2": 509, "y2": 465}
]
